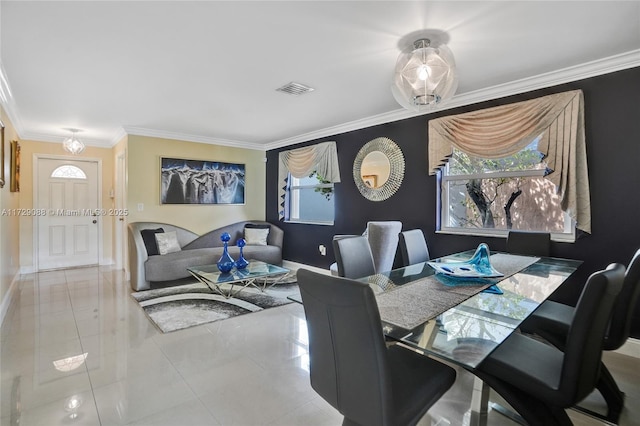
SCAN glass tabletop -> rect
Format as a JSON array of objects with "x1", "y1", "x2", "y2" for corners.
[
  {"x1": 361, "y1": 251, "x2": 582, "y2": 368},
  {"x1": 188, "y1": 261, "x2": 289, "y2": 285}
]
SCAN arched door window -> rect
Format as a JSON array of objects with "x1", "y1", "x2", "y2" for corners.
[{"x1": 51, "y1": 165, "x2": 87, "y2": 179}]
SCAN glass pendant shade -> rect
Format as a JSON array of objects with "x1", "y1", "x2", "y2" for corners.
[
  {"x1": 63, "y1": 130, "x2": 86, "y2": 155},
  {"x1": 392, "y1": 39, "x2": 458, "y2": 111}
]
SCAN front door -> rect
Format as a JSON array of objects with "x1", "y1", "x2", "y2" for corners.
[{"x1": 37, "y1": 158, "x2": 100, "y2": 270}]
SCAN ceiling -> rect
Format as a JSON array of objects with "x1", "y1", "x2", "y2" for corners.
[{"x1": 1, "y1": 1, "x2": 639, "y2": 151}]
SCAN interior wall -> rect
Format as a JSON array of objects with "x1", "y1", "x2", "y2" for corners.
[
  {"x1": 17, "y1": 140, "x2": 115, "y2": 271},
  {"x1": 266, "y1": 67, "x2": 640, "y2": 336},
  {"x1": 0, "y1": 107, "x2": 21, "y2": 318},
  {"x1": 126, "y1": 135, "x2": 266, "y2": 235}
]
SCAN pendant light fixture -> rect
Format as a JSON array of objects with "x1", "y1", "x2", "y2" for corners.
[
  {"x1": 62, "y1": 129, "x2": 85, "y2": 155},
  {"x1": 391, "y1": 38, "x2": 458, "y2": 111}
]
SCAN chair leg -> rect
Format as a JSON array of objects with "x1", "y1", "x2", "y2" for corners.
[
  {"x1": 597, "y1": 363, "x2": 625, "y2": 423},
  {"x1": 474, "y1": 372, "x2": 572, "y2": 426}
]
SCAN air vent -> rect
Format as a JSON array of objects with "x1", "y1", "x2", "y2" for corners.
[{"x1": 276, "y1": 82, "x2": 315, "y2": 96}]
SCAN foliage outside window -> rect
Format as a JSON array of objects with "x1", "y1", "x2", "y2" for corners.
[
  {"x1": 285, "y1": 171, "x2": 334, "y2": 225},
  {"x1": 439, "y1": 138, "x2": 574, "y2": 241}
]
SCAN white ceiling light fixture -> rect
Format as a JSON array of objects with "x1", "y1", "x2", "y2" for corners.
[
  {"x1": 391, "y1": 38, "x2": 458, "y2": 111},
  {"x1": 62, "y1": 128, "x2": 85, "y2": 155}
]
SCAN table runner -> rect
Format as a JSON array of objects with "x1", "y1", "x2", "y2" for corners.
[{"x1": 374, "y1": 253, "x2": 540, "y2": 330}]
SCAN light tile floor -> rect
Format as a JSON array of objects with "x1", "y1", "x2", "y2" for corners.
[{"x1": 1, "y1": 266, "x2": 638, "y2": 425}]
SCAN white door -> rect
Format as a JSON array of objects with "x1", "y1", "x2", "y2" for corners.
[{"x1": 37, "y1": 158, "x2": 100, "y2": 270}]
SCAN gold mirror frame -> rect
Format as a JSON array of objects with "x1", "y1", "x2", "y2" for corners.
[{"x1": 353, "y1": 137, "x2": 405, "y2": 201}]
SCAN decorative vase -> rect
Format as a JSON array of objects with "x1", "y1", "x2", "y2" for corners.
[
  {"x1": 235, "y1": 238, "x2": 249, "y2": 270},
  {"x1": 217, "y1": 232, "x2": 235, "y2": 273},
  {"x1": 467, "y1": 243, "x2": 493, "y2": 275}
]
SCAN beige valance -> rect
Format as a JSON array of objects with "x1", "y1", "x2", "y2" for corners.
[
  {"x1": 278, "y1": 141, "x2": 341, "y2": 220},
  {"x1": 428, "y1": 90, "x2": 591, "y2": 233}
]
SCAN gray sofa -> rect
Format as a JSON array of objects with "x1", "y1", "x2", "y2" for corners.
[{"x1": 128, "y1": 220, "x2": 284, "y2": 291}]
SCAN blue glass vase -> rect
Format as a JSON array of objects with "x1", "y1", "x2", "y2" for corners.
[
  {"x1": 467, "y1": 243, "x2": 493, "y2": 275},
  {"x1": 235, "y1": 238, "x2": 249, "y2": 270},
  {"x1": 217, "y1": 232, "x2": 235, "y2": 273}
]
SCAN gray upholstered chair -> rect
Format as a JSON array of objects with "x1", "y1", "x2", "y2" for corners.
[
  {"x1": 332, "y1": 236, "x2": 376, "y2": 279},
  {"x1": 399, "y1": 229, "x2": 430, "y2": 266},
  {"x1": 296, "y1": 269, "x2": 456, "y2": 426},
  {"x1": 506, "y1": 230, "x2": 551, "y2": 257},
  {"x1": 520, "y1": 248, "x2": 640, "y2": 422},
  {"x1": 330, "y1": 221, "x2": 402, "y2": 276},
  {"x1": 476, "y1": 263, "x2": 626, "y2": 425}
]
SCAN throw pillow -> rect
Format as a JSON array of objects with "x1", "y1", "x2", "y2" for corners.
[
  {"x1": 140, "y1": 228, "x2": 164, "y2": 256},
  {"x1": 244, "y1": 227, "x2": 269, "y2": 246},
  {"x1": 155, "y1": 231, "x2": 182, "y2": 255}
]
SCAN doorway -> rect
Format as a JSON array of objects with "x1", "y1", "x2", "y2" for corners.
[{"x1": 35, "y1": 157, "x2": 100, "y2": 270}]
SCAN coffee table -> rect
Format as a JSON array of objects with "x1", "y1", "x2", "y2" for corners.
[{"x1": 187, "y1": 261, "x2": 290, "y2": 299}]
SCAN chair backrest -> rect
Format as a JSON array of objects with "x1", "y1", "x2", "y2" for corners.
[
  {"x1": 296, "y1": 269, "x2": 393, "y2": 426},
  {"x1": 399, "y1": 229, "x2": 430, "y2": 266},
  {"x1": 506, "y1": 231, "x2": 551, "y2": 257},
  {"x1": 366, "y1": 221, "x2": 402, "y2": 273},
  {"x1": 604, "y1": 248, "x2": 640, "y2": 350},
  {"x1": 333, "y1": 236, "x2": 376, "y2": 279},
  {"x1": 560, "y1": 263, "x2": 626, "y2": 404}
]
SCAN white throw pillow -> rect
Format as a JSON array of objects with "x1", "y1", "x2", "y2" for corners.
[
  {"x1": 244, "y1": 227, "x2": 269, "y2": 246},
  {"x1": 155, "y1": 231, "x2": 182, "y2": 255}
]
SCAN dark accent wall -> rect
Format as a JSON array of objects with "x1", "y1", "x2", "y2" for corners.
[{"x1": 266, "y1": 67, "x2": 640, "y2": 337}]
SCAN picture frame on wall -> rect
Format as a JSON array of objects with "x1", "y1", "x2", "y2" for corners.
[
  {"x1": 0, "y1": 120, "x2": 5, "y2": 189},
  {"x1": 160, "y1": 157, "x2": 245, "y2": 204},
  {"x1": 10, "y1": 140, "x2": 20, "y2": 193}
]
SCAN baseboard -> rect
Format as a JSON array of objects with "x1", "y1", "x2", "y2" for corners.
[
  {"x1": 615, "y1": 338, "x2": 640, "y2": 359},
  {"x1": 282, "y1": 260, "x2": 331, "y2": 276},
  {"x1": 0, "y1": 271, "x2": 21, "y2": 328}
]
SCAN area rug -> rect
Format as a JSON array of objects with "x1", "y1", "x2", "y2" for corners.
[{"x1": 131, "y1": 272, "x2": 299, "y2": 333}]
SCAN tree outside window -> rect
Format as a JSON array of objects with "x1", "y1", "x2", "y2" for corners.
[{"x1": 440, "y1": 138, "x2": 574, "y2": 240}]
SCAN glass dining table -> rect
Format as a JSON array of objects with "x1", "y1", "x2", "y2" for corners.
[
  {"x1": 292, "y1": 249, "x2": 582, "y2": 425},
  {"x1": 360, "y1": 250, "x2": 582, "y2": 425}
]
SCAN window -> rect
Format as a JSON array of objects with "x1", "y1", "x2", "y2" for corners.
[
  {"x1": 439, "y1": 138, "x2": 574, "y2": 241},
  {"x1": 285, "y1": 172, "x2": 334, "y2": 225}
]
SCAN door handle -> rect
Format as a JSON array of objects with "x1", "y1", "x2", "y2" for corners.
[{"x1": 92, "y1": 220, "x2": 97, "y2": 224}]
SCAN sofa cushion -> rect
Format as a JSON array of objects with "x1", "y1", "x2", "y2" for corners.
[
  {"x1": 141, "y1": 228, "x2": 164, "y2": 256},
  {"x1": 155, "y1": 231, "x2": 181, "y2": 255},
  {"x1": 145, "y1": 247, "x2": 222, "y2": 282},
  {"x1": 245, "y1": 227, "x2": 269, "y2": 245}
]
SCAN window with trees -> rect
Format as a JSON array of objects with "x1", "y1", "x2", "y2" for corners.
[{"x1": 439, "y1": 138, "x2": 574, "y2": 241}]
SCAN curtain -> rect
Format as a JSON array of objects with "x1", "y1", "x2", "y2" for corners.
[
  {"x1": 278, "y1": 141, "x2": 341, "y2": 220},
  {"x1": 428, "y1": 90, "x2": 591, "y2": 233}
]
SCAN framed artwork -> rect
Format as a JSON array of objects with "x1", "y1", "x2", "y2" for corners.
[
  {"x1": 160, "y1": 157, "x2": 245, "y2": 204},
  {"x1": 10, "y1": 140, "x2": 20, "y2": 192},
  {"x1": 0, "y1": 120, "x2": 4, "y2": 188}
]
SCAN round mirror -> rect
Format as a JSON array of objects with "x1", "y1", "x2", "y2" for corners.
[{"x1": 353, "y1": 137, "x2": 405, "y2": 201}]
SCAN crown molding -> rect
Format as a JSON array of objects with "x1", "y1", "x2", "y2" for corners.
[
  {"x1": 263, "y1": 49, "x2": 640, "y2": 151},
  {"x1": 122, "y1": 126, "x2": 265, "y2": 151}
]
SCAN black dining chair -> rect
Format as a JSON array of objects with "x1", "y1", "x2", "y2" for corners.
[
  {"x1": 296, "y1": 269, "x2": 457, "y2": 426},
  {"x1": 506, "y1": 230, "x2": 551, "y2": 257},
  {"x1": 332, "y1": 235, "x2": 376, "y2": 279},
  {"x1": 475, "y1": 263, "x2": 626, "y2": 425},
  {"x1": 399, "y1": 229, "x2": 430, "y2": 266},
  {"x1": 520, "y1": 248, "x2": 640, "y2": 422}
]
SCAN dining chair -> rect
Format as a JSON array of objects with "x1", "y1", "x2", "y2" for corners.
[
  {"x1": 475, "y1": 263, "x2": 626, "y2": 425},
  {"x1": 519, "y1": 248, "x2": 640, "y2": 422},
  {"x1": 399, "y1": 229, "x2": 430, "y2": 266},
  {"x1": 296, "y1": 269, "x2": 457, "y2": 426},
  {"x1": 506, "y1": 230, "x2": 551, "y2": 257},
  {"x1": 332, "y1": 236, "x2": 376, "y2": 279},
  {"x1": 367, "y1": 221, "x2": 402, "y2": 273}
]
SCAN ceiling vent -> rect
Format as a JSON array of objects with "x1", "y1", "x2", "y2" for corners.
[{"x1": 276, "y1": 82, "x2": 315, "y2": 96}]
